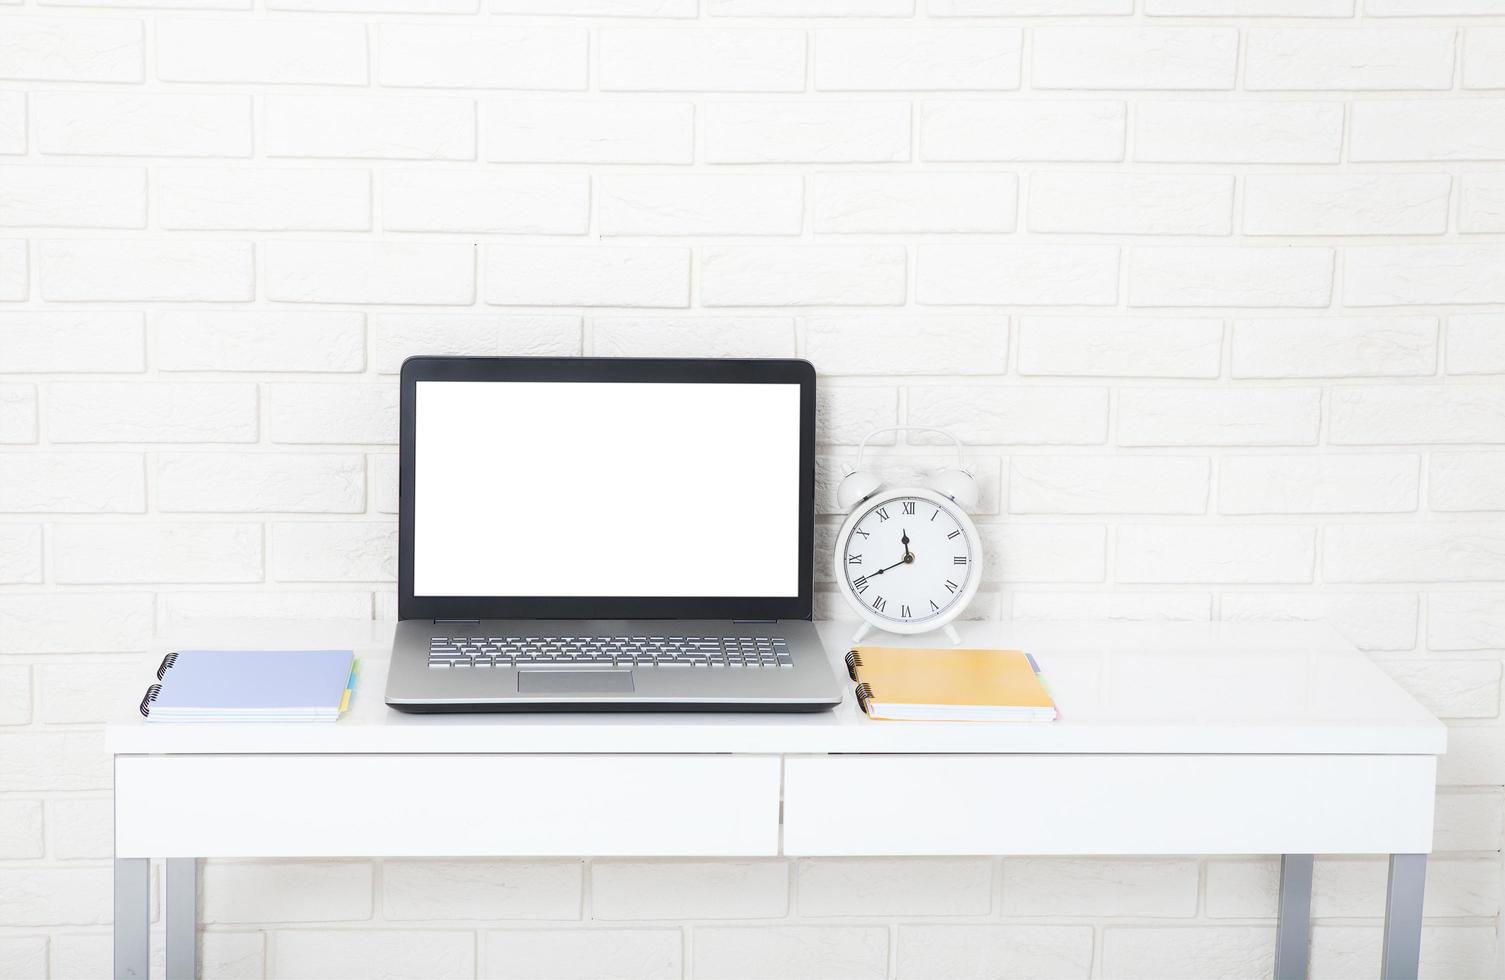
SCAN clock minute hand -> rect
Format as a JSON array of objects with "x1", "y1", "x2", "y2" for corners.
[{"x1": 869, "y1": 557, "x2": 909, "y2": 576}]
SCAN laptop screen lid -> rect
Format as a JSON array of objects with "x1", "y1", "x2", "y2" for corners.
[{"x1": 398, "y1": 357, "x2": 816, "y2": 622}]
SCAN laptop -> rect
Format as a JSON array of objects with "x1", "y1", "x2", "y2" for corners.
[{"x1": 384, "y1": 356, "x2": 845, "y2": 713}]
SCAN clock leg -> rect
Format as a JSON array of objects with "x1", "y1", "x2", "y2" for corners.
[
  {"x1": 850, "y1": 622, "x2": 872, "y2": 644},
  {"x1": 943, "y1": 624, "x2": 962, "y2": 646}
]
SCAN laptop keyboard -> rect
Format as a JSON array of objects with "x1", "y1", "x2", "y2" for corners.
[{"x1": 428, "y1": 635, "x2": 793, "y2": 669}]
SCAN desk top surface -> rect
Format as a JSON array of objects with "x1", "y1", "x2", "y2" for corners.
[{"x1": 106, "y1": 619, "x2": 1444, "y2": 757}]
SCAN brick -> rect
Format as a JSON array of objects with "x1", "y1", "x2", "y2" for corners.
[
  {"x1": 591, "y1": 861, "x2": 787, "y2": 920},
  {"x1": 159, "y1": 167, "x2": 369, "y2": 231},
  {"x1": 918, "y1": 244, "x2": 1118, "y2": 306},
  {"x1": 0, "y1": 801, "x2": 41, "y2": 856},
  {"x1": 1370, "y1": 0, "x2": 1505, "y2": 13},
  {"x1": 599, "y1": 175, "x2": 802, "y2": 237},
  {"x1": 1033, "y1": 28, "x2": 1236, "y2": 90},
  {"x1": 1438, "y1": 724, "x2": 1505, "y2": 786},
  {"x1": 1128, "y1": 246, "x2": 1333, "y2": 308},
  {"x1": 485, "y1": 245, "x2": 688, "y2": 307},
  {"x1": 1243, "y1": 174, "x2": 1450, "y2": 236},
  {"x1": 162, "y1": 590, "x2": 372, "y2": 624},
  {"x1": 590, "y1": 316, "x2": 793, "y2": 358},
  {"x1": 200, "y1": 933, "x2": 265, "y2": 980},
  {"x1": 0, "y1": 92, "x2": 23, "y2": 154},
  {"x1": 204, "y1": 861, "x2": 372, "y2": 923},
  {"x1": 1136, "y1": 101, "x2": 1342, "y2": 163},
  {"x1": 0, "y1": 165, "x2": 146, "y2": 228},
  {"x1": 1464, "y1": 29, "x2": 1505, "y2": 88},
  {"x1": 981, "y1": 524, "x2": 1107, "y2": 583},
  {"x1": 817, "y1": 454, "x2": 1003, "y2": 516},
  {"x1": 1315, "y1": 856, "x2": 1501, "y2": 918},
  {"x1": 1017, "y1": 317, "x2": 1221, "y2": 378},
  {"x1": 0, "y1": 453, "x2": 144, "y2": 513},
  {"x1": 1118, "y1": 525, "x2": 1315, "y2": 584},
  {"x1": 0, "y1": 384, "x2": 35, "y2": 443},
  {"x1": 486, "y1": 101, "x2": 692, "y2": 164},
  {"x1": 816, "y1": 28, "x2": 1020, "y2": 91},
  {"x1": 156, "y1": 311, "x2": 365, "y2": 373},
  {"x1": 49, "y1": 382, "x2": 257, "y2": 443},
  {"x1": 812, "y1": 173, "x2": 1016, "y2": 234},
  {"x1": 265, "y1": 94, "x2": 474, "y2": 161},
  {"x1": 272, "y1": 0, "x2": 469, "y2": 8},
  {"x1": 1010, "y1": 456, "x2": 1208, "y2": 515},
  {"x1": 157, "y1": 19, "x2": 366, "y2": 84},
  {"x1": 384, "y1": 861, "x2": 580, "y2": 920},
  {"x1": 1381, "y1": 660, "x2": 1501, "y2": 719},
  {"x1": 602, "y1": 28, "x2": 804, "y2": 91},
  {"x1": 715, "y1": 0, "x2": 910, "y2": 12},
  {"x1": 1430, "y1": 592, "x2": 1505, "y2": 651},
  {"x1": 503, "y1": 0, "x2": 694, "y2": 11},
  {"x1": 798, "y1": 858, "x2": 991, "y2": 916},
  {"x1": 384, "y1": 171, "x2": 586, "y2": 234},
  {"x1": 1002, "y1": 858, "x2": 1198, "y2": 917},
  {"x1": 1348, "y1": 245, "x2": 1505, "y2": 306},
  {"x1": 0, "y1": 731, "x2": 109, "y2": 791},
  {"x1": 817, "y1": 386, "x2": 899, "y2": 445},
  {"x1": 378, "y1": 24, "x2": 584, "y2": 90},
  {"x1": 275, "y1": 930, "x2": 471, "y2": 979},
  {"x1": 0, "y1": 311, "x2": 144, "y2": 371},
  {"x1": 706, "y1": 102, "x2": 910, "y2": 164},
  {"x1": 0, "y1": 666, "x2": 28, "y2": 725},
  {"x1": 265, "y1": 241, "x2": 474, "y2": 305},
  {"x1": 0, "y1": 593, "x2": 152, "y2": 653},
  {"x1": 1028, "y1": 173, "x2": 1230, "y2": 236},
  {"x1": 373, "y1": 454, "x2": 397, "y2": 513},
  {"x1": 0, "y1": 868, "x2": 112, "y2": 926},
  {"x1": 1325, "y1": 524, "x2": 1505, "y2": 583},
  {"x1": 0, "y1": 938, "x2": 47, "y2": 980},
  {"x1": 1351, "y1": 100, "x2": 1505, "y2": 161},
  {"x1": 1118, "y1": 387, "x2": 1320, "y2": 447},
  {"x1": 1312, "y1": 925, "x2": 1499, "y2": 980},
  {"x1": 157, "y1": 453, "x2": 364, "y2": 514},
  {"x1": 0, "y1": 239, "x2": 24, "y2": 299},
  {"x1": 1460, "y1": 173, "x2": 1505, "y2": 233},
  {"x1": 936, "y1": 0, "x2": 1125, "y2": 9},
  {"x1": 1449, "y1": 315, "x2": 1505, "y2": 374},
  {"x1": 47, "y1": 796, "x2": 114, "y2": 859},
  {"x1": 1220, "y1": 454, "x2": 1419, "y2": 515},
  {"x1": 1102, "y1": 927, "x2": 1275, "y2": 980},
  {"x1": 921, "y1": 100, "x2": 1124, "y2": 162},
  {"x1": 1232, "y1": 316, "x2": 1436, "y2": 379},
  {"x1": 54, "y1": 522, "x2": 262, "y2": 583},
  {"x1": 36, "y1": 661, "x2": 140, "y2": 724},
  {"x1": 802, "y1": 314, "x2": 1007, "y2": 376},
  {"x1": 40, "y1": 239, "x2": 252, "y2": 302},
  {"x1": 1221, "y1": 592, "x2": 1419, "y2": 653},
  {"x1": 268, "y1": 383, "x2": 397, "y2": 444},
  {"x1": 484, "y1": 929, "x2": 681, "y2": 979},
  {"x1": 271, "y1": 522, "x2": 395, "y2": 582},
  {"x1": 908, "y1": 385, "x2": 1108, "y2": 445},
  {"x1": 1011, "y1": 592, "x2": 1212, "y2": 623},
  {"x1": 373, "y1": 314, "x2": 580, "y2": 373},
  {"x1": 49, "y1": 934, "x2": 161, "y2": 980},
  {"x1": 694, "y1": 926, "x2": 886, "y2": 980},
  {"x1": 1148, "y1": 0, "x2": 1351, "y2": 11},
  {"x1": 1246, "y1": 28, "x2": 1455, "y2": 90},
  {"x1": 1433, "y1": 790, "x2": 1504, "y2": 851},
  {"x1": 897, "y1": 924, "x2": 1093, "y2": 980},
  {"x1": 0, "y1": 17, "x2": 142, "y2": 81},
  {"x1": 1329, "y1": 386, "x2": 1505, "y2": 445},
  {"x1": 0, "y1": 524, "x2": 41, "y2": 583},
  {"x1": 703, "y1": 246, "x2": 906, "y2": 307},
  {"x1": 1432, "y1": 452, "x2": 1505, "y2": 511},
  {"x1": 35, "y1": 92, "x2": 250, "y2": 157}
]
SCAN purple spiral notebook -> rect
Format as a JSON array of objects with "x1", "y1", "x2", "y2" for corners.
[{"x1": 141, "y1": 649, "x2": 355, "y2": 722}]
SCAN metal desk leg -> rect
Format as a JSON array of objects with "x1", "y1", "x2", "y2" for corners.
[
  {"x1": 166, "y1": 858, "x2": 198, "y2": 980},
  {"x1": 114, "y1": 858, "x2": 150, "y2": 980},
  {"x1": 1381, "y1": 853, "x2": 1427, "y2": 980},
  {"x1": 1274, "y1": 854, "x2": 1314, "y2": 980}
]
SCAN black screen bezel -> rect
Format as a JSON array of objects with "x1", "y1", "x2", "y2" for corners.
[{"x1": 398, "y1": 356, "x2": 816, "y2": 622}]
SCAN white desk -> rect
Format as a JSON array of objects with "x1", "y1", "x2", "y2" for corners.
[{"x1": 108, "y1": 620, "x2": 1445, "y2": 980}]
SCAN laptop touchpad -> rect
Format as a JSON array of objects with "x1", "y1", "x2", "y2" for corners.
[{"x1": 517, "y1": 670, "x2": 635, "y2": 694}]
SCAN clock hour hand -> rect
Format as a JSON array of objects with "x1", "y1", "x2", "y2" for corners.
[{"x1": 901, "y1": 529, "x2": 912, "y2": 560}]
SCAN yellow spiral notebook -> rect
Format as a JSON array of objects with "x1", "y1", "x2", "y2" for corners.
[{"x1": 845, "y1": 646, "x2": 1058, "y2": 722}]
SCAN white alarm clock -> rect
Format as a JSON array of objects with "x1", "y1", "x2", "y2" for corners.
[{"x1": 833, "y1": 427, "x2": 983, "y2": 645}]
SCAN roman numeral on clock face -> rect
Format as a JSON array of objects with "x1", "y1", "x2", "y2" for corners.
[
  {"x1": 876, "y1": 506, "x2": 890, "y2": 522},
  {"x1": 853, "y1": 575, "x2": 869, "y2": 594},
  {"x1": 947, "y1": 529, "x2": 961, "y2": 540},
  {"x1": 929, "y1": 599, "x2": 940, "y2": 612},
  {"x1": 900, "y1": 604, "x2": 911, "y2": 618},
  {"x1": 848, "y1": 554, "x2": 862, "y2": 564},
  {"x1": 945, "y1": 580, "x2": 958, "y2": 593},
  {"x1": 902, "y1": 501, "x2": 915, "y2": 515},
  {"x1": 954, "y1": 556, "x2": 968, "y2": 565},
  {"x1": 872, "y1": 596, "x2": 887, "y2": 613}
]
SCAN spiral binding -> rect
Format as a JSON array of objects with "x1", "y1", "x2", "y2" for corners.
[
  {"x1": 157, "y1": 652, "x2": 178, "y2": 680},
  {"x1": 845, "y1": 649, "x2": 863, "y2": 681},
  {"x1": 854, "y1": 682, "x2": 875, "y2": 715},
  {"x1": 139, "y1": 683, "x2": 162, "y2": 718}
]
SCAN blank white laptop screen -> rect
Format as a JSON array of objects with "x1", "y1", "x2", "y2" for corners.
[{"x1": 413, "y1": 381, "x2": 802, "y2": 598}]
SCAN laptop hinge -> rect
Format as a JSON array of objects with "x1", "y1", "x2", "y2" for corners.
[{"x1": 434, "y1": 618, "x2": 480, "y2": 624}]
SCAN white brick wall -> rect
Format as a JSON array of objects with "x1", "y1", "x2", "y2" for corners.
[{"x1": 0, "y1": 4, "x2": 1501, "y2": 979}]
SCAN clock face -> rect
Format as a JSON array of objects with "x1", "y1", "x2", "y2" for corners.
[{"x1": 840, "y1": 494, "x2": 974, "y2": 625}]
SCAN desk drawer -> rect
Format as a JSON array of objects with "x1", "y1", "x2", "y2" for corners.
[
  {"x1": 116, "y1": 754, "x2": 780, "y2": 858},
  {"x1": 782, "y1": 754, "x2": 1436, "y2": 856}
]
